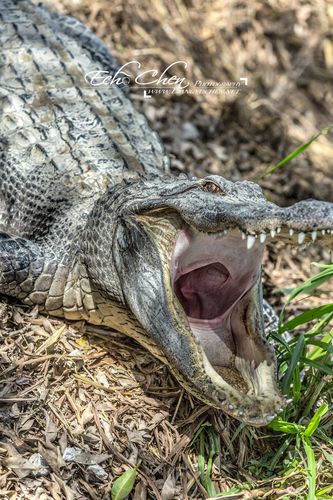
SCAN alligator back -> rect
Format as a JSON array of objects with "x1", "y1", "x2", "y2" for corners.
[{"x1": 0, "y1": 0, "x2": 168, "y2": 242}]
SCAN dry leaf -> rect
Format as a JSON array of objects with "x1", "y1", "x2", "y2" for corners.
[{"x1": 35, "y1": 325, "x2": 66, "y2": 354}]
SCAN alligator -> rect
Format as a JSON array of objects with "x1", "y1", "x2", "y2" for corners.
[{"x1": 0, "y1": 0, "x2": 332, "y2": 426}]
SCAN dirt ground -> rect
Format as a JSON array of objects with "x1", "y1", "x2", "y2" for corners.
[{"x1": 0, "y1": 0, "x2": 333, "y2": 498}]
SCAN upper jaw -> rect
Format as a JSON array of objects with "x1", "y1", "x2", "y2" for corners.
[
  {"x1": 121, "y1": 174, "x2": 333, "y2": 242},
  {"x1": 177, "y1": 196, "x2": 333, "y2": 240}
]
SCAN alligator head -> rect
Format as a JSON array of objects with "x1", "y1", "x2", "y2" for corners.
[{"x1": 83, "y1": 174, "x2": 333, "y2": 426}]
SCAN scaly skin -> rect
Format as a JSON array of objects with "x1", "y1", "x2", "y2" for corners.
[{"x1": 0, "y1": 0, "x2": 332, "y2": 425}]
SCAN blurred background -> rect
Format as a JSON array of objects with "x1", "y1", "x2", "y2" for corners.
[{"x1": 42, "y1": 0, "x2": 333, "y2": 206}]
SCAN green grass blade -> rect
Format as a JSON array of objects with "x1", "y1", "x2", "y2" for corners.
[
  {"x1": 268, "y1": 418, "x2": 304, "y2": 434},
  {"x1": 300, "y1": 357, "x2": 333, "y2": 376},
  {"x1": 190, "y1": 421, "x2": 211, "y2": 446},
  {"x1": 203, "y1": 456, "x2": 216, "y2": 498},
  {"x1": 301, "y1": 435, "x2": 317, "y2": 500},
  {"x1": 207, "y1": 427, "x2": 219, "y2": 456},
  {"x1": 230, "y1": 423, "x2": 246, "y2": 444},
  {"x1": 307, "y1": 336, "x2": 333, "y2": 352},
  {"x1": 307, "y1": 313, "x2": 333, "y2": 336},
  {"x1": 280, "y1": 304, "x2": 333, "y2": 333},
  {"x1": 269, "y1": 330, "x2": 292, "y2": 353},
  {"x1": 198, "y1": 432, "x2": 205, "y2": 482},
  {"x1": 316, "y1": 483, "x2": 333, "y2": 499},
  {"x1": 292, "y1": 364, "x2": 302, "y2": 402},
  {"x1": 214, "y1": 487, "x2": 244, "y2": 498},
  {"x1": 287, "y1": 267, "x2": 333, "y2": 303},
  {"x1": 302, "y1": 380, "x2": 327, "y2": 419},
  {"x1": 304, "y1": 404, "x2": 329, "y2": 437},
  {"x1": 279, "y1": 266, "x2": 333, "y2": 323},
  {"x1": 282, "y1": 334, "x2": 305, "y2": 394},
  {"x1": 307, "y1": 335, "x2": 333, "y2": 361},
  {"x1": 259, "y1": 124, "x2": 333, "y2": 179},
  {"x1": 268, "y1": 435, "x2": 293, "y2": 471}
]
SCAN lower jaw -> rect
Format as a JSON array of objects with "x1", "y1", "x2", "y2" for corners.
[
  {"x1": 185, "y1": 279, "x2": 278, "y2": 402},
  {"x1": 188, "y1": 315, "x2": 236, "y2": 367},
  {"x1": 188, "y1": 315, "x2": 251, "y2": 393}
]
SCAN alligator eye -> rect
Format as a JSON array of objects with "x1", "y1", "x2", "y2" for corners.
[{"x1": 200, "y1": 182, "x2": 225, "y2": 195}]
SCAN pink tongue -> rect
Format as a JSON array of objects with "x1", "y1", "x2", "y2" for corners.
[{"x1": 175, "y1": 263, "x2": 229, "y2": 319}]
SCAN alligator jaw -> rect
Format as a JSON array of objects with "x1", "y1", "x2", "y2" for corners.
[
  {"x1": 112, "y1": 176, "x2": 333, "y2": 426},
  {"x1": 170, "y1": 227, "x2": 283, "y2": 425},
  {"x1": 165, "y1": 223, "x2": 332, "y2": 425}
]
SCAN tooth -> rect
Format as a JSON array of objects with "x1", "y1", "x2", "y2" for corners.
[
  {"x1": 298, "y1": 232, "x2": 305, "y2": 244},
  {"x1": 223, "y1": 229, "x2": 228, "y2": 235},
  {"x1": 270, "y1": 229, "x2": 276, "y2": 238},
  {"x1": 276, "y1": 227, "x2": 281, "y2": 233},
  {"x1": 241, "y1": 232, "x2": 246, "y2": 240},
  {"x1": 311, "y1": 230, "x2": 317, "y2": 242},
  {"x1": 247, "y1": 235, "x2": 256, "y2": 249},
  {"x1": 321, "y1": 229, "x2": 326, "y2": 235},
  {"x1": 289, "y1": 228, "x2": 294, "y2": 236},
  {"x1": 259, "y1": 233, "x2": 267, "y2": 243}
]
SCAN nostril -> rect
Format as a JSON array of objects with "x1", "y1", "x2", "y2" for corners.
[{"x1": 200, "y1": 182, "x2": 225, "y2": 195}]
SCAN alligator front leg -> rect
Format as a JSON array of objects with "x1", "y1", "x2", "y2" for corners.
[{"x1": 0, "y1": 232, "x2": 66, "y2": 315}]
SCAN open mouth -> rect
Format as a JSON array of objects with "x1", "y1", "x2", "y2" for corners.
[
  {"x1": 168, "y1": 225, "x2": 332, "y2": 423},
  {"x1": 171, "y1": 228, "x2": 268, "y2": 396},
  {"x1": 118, "y1": 177, "x2": 333, "y2": 425}
]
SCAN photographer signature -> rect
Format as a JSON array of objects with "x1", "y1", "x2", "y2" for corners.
[{"x1": 85, "y1": 61, "x2": 189, "y2": 89}]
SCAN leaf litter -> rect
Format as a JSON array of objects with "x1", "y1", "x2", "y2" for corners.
[{"x1": 1, "y1": 0, "x2": 333, "y2": 497}]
